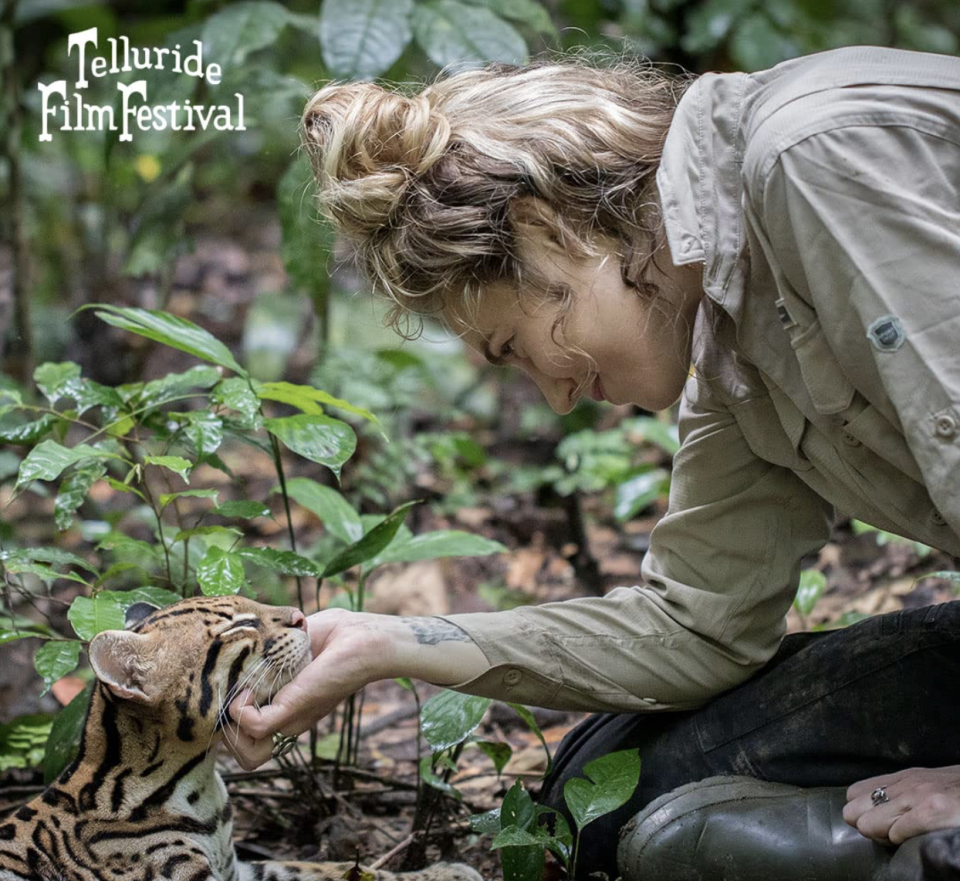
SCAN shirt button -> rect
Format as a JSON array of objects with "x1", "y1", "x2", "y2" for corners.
[
  {"x1": 932, "y1": 510, "x2": 947, "y2": 526},
  {"x1": 935, "y1": 414, "x2": 957, "y2": 438},
  {"x1": 841, "y1": 431, "x2": 861, "y2": 448},
  {"x1": 503, "y1": 669, "x2": 522, "y2": 686}
]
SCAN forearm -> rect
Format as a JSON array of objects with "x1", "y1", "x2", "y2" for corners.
[{"x1": 341, "y1": 612, "x2": 492, "y2": 687}]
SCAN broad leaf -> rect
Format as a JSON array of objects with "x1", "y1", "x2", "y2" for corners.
[
  {"x1": 197, "y1": 547, "x2": 247, "y2": 596},
  {"x1": 614, "y1": 468, "x2": 669, "y2": 522},
  {"x1": 319, "y1": 0, "x2": 414, "y2": 79},
  {"x1": 16, "y1": 441, "x2": 125, "y2": 488},
  {"x1": 55, "y1": 462, "x2": 107, "y2": 531},
  {"x1": 413, "y1": 0, "x2": 528, "y2": 68},
  {"x1": 371, "y1": 530, "x2": 505, "y2": 567},
  {"x1": 87, "y1": 305, "x2": 246, "y2": 376},
  {"x1": 421, "y1": 690, "x2": 492, "y2": 752},
  {"x1": 158, "y1": 488, "x2": 220, "y2": 510},
  {"x1": 278, "y1": 477, "x2": 363, "y2": 544},
  {"x1": 174, "y1": 525, "x2": 243, "y2": 543},
  {"x1": 463, "y1": 0, "x2": 555, "y2": 34},
  {"x1": 34, "y1": 640, "x2": 83, "y2": 697},
  {"x1": 68, "y1": 595, "x2": 126, "y2": 641},
  {"x1": 33, "y1": 362, "x2": 82, "y2": 405},
  {"x1": 263, "y1": 414, "x2": 356, "y2": 480},
  {"x1": 213, "y1": 500, "x2": 272, "y2": 520},
  {"x1": 0, "y1": 414, "x2": 59, "y2": 445},
  {"x1": 507, "y1": 702, "x2": 552, "y2": 774},
  {"x1": 474, "y1": 740, "x2": 512, "y2": 775},
  {"x1": 43, "y1": 683, "x2": 92, "y2": 783},
  {"x1": 203, "y1": 0, "x2": 292, "y2": 66},
  {"x1": 321, "y1": 501, "x2": 415, "y2": 577},
  {"x1": 234, "y1": 546, "x2": 322, "y2": 577},
  {"x1": 794, "y1": 569, "x2": 826, "y2": 617},
  {"x1": 213, "y1": 377, "x2": 261, "y2": 422},
  {"x1": 562, "y1": 748, "x2": 641, "y2": 832},
  {"x1": 144, "y1": 456, "x2": 192, "y2": 483},
  {"x1": 256, "y1": 381, "x2": 378, "y2": 427}
]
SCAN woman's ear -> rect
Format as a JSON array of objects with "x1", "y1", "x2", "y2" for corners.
[
  {"x1": 508, "y1": 196, "x2": 565, "y2": 255},
  {"x1": 89, "y1": 630, "x2": 156, "y2": 704}
]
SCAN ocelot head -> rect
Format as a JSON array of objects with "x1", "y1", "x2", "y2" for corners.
[{"x1": 87, "y1": 595, "x2": 311, "y2": 745}]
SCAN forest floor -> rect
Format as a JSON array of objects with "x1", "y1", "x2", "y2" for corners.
[{"x1": 2, "y1": 210, "x2": 959, "y2": 879}]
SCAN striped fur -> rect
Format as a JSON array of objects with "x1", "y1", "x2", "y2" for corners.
[{"x1": 0, "y1": 597, "x2": 483, "y2": 881}]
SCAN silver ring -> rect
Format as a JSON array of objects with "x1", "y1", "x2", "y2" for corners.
[
  {"x1": 870, "y1": 786, "x2": 889, "y2": 807},
  {"x1": 271, "y1": 732, "x2": 298, "y2": 759}
]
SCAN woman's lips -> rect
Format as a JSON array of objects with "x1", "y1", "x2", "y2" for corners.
[{"x1": 591, "y1": 375, "x2": 607, "y2": 402}]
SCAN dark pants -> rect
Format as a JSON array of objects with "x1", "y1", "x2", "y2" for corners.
[{"x1": 538, "y1": 601, "x2": 960, "y2": 880}]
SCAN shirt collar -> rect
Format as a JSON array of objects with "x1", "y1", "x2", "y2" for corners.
[{"x1": 656, "y1": 71, "x2": 750, "y2": 323}]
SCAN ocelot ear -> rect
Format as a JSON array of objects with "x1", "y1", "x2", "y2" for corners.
[
  {"x1": 89, "y1": 630, "x2": 156, "y2": 704},
  {"x1": 125, "y1": 601, "x2": 160, "y2": 629}
]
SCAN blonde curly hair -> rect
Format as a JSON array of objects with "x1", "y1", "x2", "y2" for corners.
[{"x1": 299, "y1": 55, "x2": 693, "y2": 338}]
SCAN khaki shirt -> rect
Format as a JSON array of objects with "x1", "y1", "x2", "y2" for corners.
[{"x1": 441, "y1": 46, "x2": 960, "y2": 713}]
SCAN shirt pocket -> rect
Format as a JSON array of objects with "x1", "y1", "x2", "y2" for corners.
[
  {"x1": 789, "y1": 317, "x2": 856, "y2": 415},
  {"x1": 730, "y1": 392, "x2": 813, "y2": 472}
]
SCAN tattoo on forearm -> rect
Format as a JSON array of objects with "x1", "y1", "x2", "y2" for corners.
[{"x1": 402, "y1": 617, "x2": 473, "y2": 646}]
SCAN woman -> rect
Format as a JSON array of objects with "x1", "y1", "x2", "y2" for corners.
[{"x1": 229, "y1": 45, "x2": 960, "y2": 879}]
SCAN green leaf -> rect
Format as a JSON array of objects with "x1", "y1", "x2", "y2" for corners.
[
  {"x1": 277, "y1": 477, "x2": 363, "y2": 543},
  {"x1": 3, "y1": 561, "x2": 88, "y2": 585},
  {"x1": 624, "y1": 416, "x2": 681, "y2": 456},
  {"x1": 497, "y1": 780, "x2": 545, "y2": 880},
  {"x1": 34, "y1": 641, "x2": 83, "y2": 697},
  {"x1": 370, "y1": 530, "x2": 505, "y2": 567},
  {"x1": 0, "y1": 413, "x2": 59, "y2": 445},
  {"x1": 278, "y1": 157, "x2": 335, "y2": 309},
  {"x1": 1, "y1": 547, "x2": 98, "y2": 574},
  {"x1": 86, "y1": 304, "x2": 246, "y2": 376},
  {"x1": 234, "y1": 546, "x2": 323, "y2": 577},
  {"x1": 263, "y1": 414, "x2": 356, "y2": 480},
  {"x1": 137, "y1": 366, "x2": 221, "y2": 407},
  {"x1": 470, "y1": 806, "x2": 501, "y2": 835},
  {"x1": 180, "y1": 412, "x2": 223, "y2": 460},
  {"x1": 419, "y1": 754, "x2": 462, "y2": 800},
  {"x1": 118, "y1": 587, "x2": 182, "y2": 609},
  {"x1": 33, "y1": 362, "x2": 82, "y2": 405},
  {"x1": 729, "y1": 12, "x2": 799, "y2": 71},
  {"x1": 421, "y1": 690, "x2": 492, "y2": 752},
  {"x1": 413, "y1": 0, "x2": 528, "y2": 68},
  {"x1": 197, "y1": 547, "x2": 247, "y2": 596},
  {"x1": 491, "y1": 824, "x2": 556, "y2": 848},
  {"x1": 203, "y1": 0, "x2": 292, "y2": 67},
  {"x1": 794, "y1": 569, "x2": 826, "y2": 617},
  {"x1": 43, "y1": 683, "x2": 92, "y2": 783},
  {"x1": 174, "y1": 525, "x2": 243, "y2": 543},
  {"x1": 321, "y1": 501, "x2": 415, "y2": 577},
  {"x1": 0, "y1": 714, "x2": 54, "y2": 773},
  {"x1": 158, "y1": 488, "x2": 220, "y2": 510},
  {"x1": 105, "y1": 477, "x2": 146, "y2": 501},
  {"x1": 144, "y1": 455, "x2": 192, "y2": 483},
  {"x1": 256, "y1": 381, "x2": 379, "y2": 427},
  {"x1": 474, "y1": 739, "x2": 512, "y2": 775},
  {"x1": 55, "y1": 461, "x2": 107, "y2": 531},
  {"x1": 73, "y1": 379, "x2": 124, "y2": 416},
  {"x1": 67, "y1": 595, "x2": 126, "y2": 641},
  {"x1": 16, "y1": 440, "x2": 125, "y2": 487},
  {"x1": 562, "y1": 748, "x2": 641, "y2": 832},
  {"x1": 462, "y1": 0, "x2": 556, "y2": 34},
  {"x1": 681, "y1": 0, "x2": 753, "y2": 53},
  {"x1": 213, "y1": 377, "x2": 261, "y2": 422},
  {"x1": 213, "y1": 500, "x2": 273, "y2": 520},
  {"x1": 507, "y1": 702, "x2": 552, "y2": 774},
  {"x1": 319, "y1": 0, "x2": 414, "y2": 79},
  {"x1": 614, "y1": 468, "x2": 670, "y2": 522}
]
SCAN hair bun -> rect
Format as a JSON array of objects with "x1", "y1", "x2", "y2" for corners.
[{"x1": 300, "y1": 83, "x2": 451, "y2": 236}]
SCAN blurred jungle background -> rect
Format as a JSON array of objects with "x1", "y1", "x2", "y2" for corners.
[{"x1": 2, "y1": 0, "x2": 959, "y2": 877}]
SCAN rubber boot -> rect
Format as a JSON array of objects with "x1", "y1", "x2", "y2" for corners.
[{"x1": 616, "y1": 775, "x2": 932, "y2": 881}]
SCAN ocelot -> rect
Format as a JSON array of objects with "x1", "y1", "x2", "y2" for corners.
[{"x1": 0, "y1": 596, "x2": 483, "y2": 881}]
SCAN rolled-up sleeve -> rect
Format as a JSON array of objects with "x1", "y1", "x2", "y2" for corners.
[
  {"x1": 437, "y1": 385, "x2": 833, "y2": 713},
  {"x1": 753, "y1": 111, "x2": 960, "y2": 535}
]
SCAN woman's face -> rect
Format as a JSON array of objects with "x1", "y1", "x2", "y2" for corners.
[{"x1": 450, "y1": 226, "x2": 704, "y2": 414}]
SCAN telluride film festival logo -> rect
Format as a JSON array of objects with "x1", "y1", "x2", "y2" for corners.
[{"x1": 38, "y1": 27, "x2": 246, "y2": 142}]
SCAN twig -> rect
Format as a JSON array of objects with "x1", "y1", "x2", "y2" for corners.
[{"x1": 368, "y1": 832, "x2": 421, "y2": 871}]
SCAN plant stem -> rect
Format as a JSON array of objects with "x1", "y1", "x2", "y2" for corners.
[{"x1": 1, "y1": 0, "x2": 33, "y2": 383}]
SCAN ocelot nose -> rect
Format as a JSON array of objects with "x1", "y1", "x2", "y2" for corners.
[{"x1": 288, "y1": 610, "x2": 307, "y2": 632}]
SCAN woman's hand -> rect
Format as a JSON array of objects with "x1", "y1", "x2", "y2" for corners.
[
  {"x1": 223, "y1": 609, "x2": 490, "y2": 770},
  {"x1": 223, "y1": 609, "x2": 389, "y2": 770},
  {"x1": 844, "y1": 766, "x2": 960, "y2": 844}
]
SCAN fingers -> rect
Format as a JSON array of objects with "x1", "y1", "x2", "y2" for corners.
[
  {"x1": 221, "y1": 715, "x2": 274, "y2": 771},
  {"x1": 846, "y1": 769, "x2": 909, "y2": 802}
]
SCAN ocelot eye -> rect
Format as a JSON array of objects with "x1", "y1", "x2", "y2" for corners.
[{"x1": 222, "y1": 618, "x2": 261, "y2": 635}]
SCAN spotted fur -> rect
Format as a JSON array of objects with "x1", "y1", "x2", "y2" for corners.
[{"x1": 0, "y1": 597, "x2": 483, "y2": 881}]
